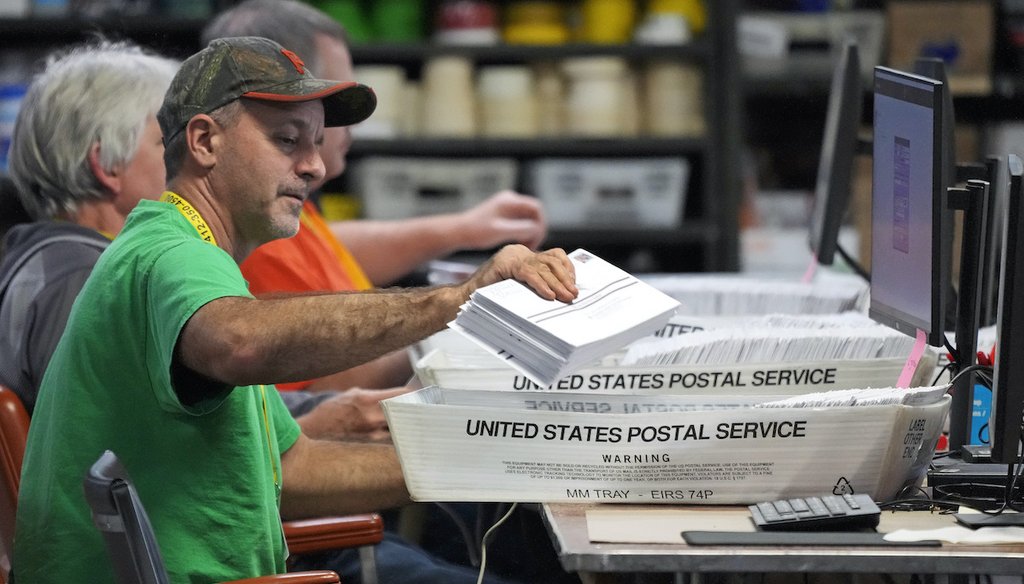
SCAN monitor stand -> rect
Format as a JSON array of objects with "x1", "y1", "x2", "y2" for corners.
[
  {"x1": 946, "y1": 180, "x2": 989, "y2": 452},
  {"x1": 930, "y1": 181, "x2": 1024, "y2": 526},
  {"x1": 928, "y1": 453, "x2": 1021, "y2": 510},
  {"x1": 955, "y1": 511, "x2": 1024, "y2": 528},
  {"x1": 961, "y1": 444, "x2": 992, "y2": 464}
]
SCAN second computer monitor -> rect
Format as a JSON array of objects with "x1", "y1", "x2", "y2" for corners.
[
  {"x1": 989, "y1": 154, "x2": 1024, "y2": 464},
  {"x1": 869, "y1": 66, "x2": 953, "y2": 348},
  {"x1": 808, "y1": 39, "x2": 862, "y2": 267}
]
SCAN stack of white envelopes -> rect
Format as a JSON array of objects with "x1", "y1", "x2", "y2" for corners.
[
  {"x1": 640, "y1": 272, "x2": 868, "y2": 316},
  {"x1": 450, "y1": 249, "x2": 680, "y2": 386}
]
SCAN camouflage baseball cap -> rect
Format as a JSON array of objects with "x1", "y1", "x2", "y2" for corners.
[{"x1": 158, "y1": 36, "x2": 376, "y2": 143}]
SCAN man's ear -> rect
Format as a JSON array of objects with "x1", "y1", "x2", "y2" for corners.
[
  {"x1": 185, "y1": 114, "x2": 220, "y2": 171},
  {"x1": 87, "y1": 142, "x2": 122, "y2": 197}
]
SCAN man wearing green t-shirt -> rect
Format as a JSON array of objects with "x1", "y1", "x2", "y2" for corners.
[{"x1": 14, "y1": 36, "x2": 578, "y2": 583}]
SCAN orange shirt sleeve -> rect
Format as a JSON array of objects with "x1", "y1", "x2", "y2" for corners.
[{"x1": 240, "y1": 201, "x2": 373, "y2": 390}]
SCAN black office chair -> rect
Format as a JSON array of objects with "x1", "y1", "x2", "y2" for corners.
[{"x1": 82, "y1": 450, "x2": 340, "y2": 584}]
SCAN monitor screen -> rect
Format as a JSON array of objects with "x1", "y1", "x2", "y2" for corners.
[
  {"x1": 808, "y1": 39, "x2": 862, "y2": 267},
  {"x1": 989, "y1": 154, "x2": 1024, "y2": 464},
  {"x1": 868, "y1": 67, "x2": 952, "y2": 348}
]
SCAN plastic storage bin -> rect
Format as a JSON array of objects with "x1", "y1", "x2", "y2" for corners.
[
  {"x1": 527, "y1": 157, "x2": 690, "y2": 228},
  {"x1": 353, "y1": 156, "x2": 518, "y2": 220}
]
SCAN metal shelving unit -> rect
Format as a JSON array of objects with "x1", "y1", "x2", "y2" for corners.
[
  {"x1": 0, "y1": 0, "x2": 743, "y2": 272},
  {"x1": 342, "y1": 0, "x2": 742, "y2": 273}
]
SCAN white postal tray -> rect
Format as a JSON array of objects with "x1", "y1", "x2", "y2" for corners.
[
  {"x1": 382, "y1": 387, "x2": 949, "y2": 505},
  {"x1": 413, "y1": 348, "x2": 938, "y2": 395}
]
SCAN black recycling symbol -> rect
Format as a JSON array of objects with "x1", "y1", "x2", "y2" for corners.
[{"x1": 833, "y1": 477, "x2": 854, "y2": 495}]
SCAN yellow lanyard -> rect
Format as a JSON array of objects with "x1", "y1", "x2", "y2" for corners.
[
  {"x1": 259, "y1": 385, "x2": 281, "y2": 497},
  {"x1": 159, "y1": 192, "x2": 280, "y2": 497},
  {"x1": 159, "y1": 191, "x2": 217, "y2": 245}
]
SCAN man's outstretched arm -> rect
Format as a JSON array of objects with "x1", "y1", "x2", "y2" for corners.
[{"x1": 177, "y1": 245, "x2": 577, "y2": 388}]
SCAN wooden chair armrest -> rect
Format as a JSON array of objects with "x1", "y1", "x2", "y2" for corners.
[
  {"x1": 283, "y1": 514, "x2": 384, "y2": 555},
  {"x1": 223, "y1": 570, "x2": 340, "y2": 583}
]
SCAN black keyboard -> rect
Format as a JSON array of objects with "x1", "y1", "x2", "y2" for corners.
[{"x1": 748, "y1": 493, "x2": 881, "y2": 531}]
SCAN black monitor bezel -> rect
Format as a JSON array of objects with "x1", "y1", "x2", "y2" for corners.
[
  {"x1": 981, "y1": 156, "x2": 1009, "y2": 328},
  {"x1": 989, "y1": 153, "x2": 1024, "y2": 464},
  {"x1": 808, "y1": 39, "x2": 862, "y2": 267},
  {"x1": 868, "y1": 66, "x2": 952, "y2": 349}
]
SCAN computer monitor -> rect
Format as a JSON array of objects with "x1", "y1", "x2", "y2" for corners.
[
  {"x1": 988, "y1": 153, "x2": 1024, "y2": 465},
  {"x1": 868, "y1": 66, "x2": 953, "y2": 348},
  {"x1": 808, "y1": 39, "x2": 862, "y2": 269},
  {"x1": 912, "y1": 58, "x2": 963, "y2": 335},
  {"x1": 981, "y1": 156, "x2": 1009, "y2": 327},
  {"x1": 912, "y1": 58, "x2": 957, "y2": 199}
]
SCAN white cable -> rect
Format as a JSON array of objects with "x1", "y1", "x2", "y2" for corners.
[{"x1": 475, "y1": 502, "x2": 518, "y2": 584}]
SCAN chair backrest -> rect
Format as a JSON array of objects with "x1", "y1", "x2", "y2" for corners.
[
  {"x1": 82, "y1": 450, "x2": 170, "y2": 584},
  {"x1": 0, "y1": 385, "x2": 29, "y2": 584}
]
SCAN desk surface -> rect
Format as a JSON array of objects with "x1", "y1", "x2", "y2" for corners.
[{"x1": 541, "y1": 503, "x2": 1024, "y2": 575}]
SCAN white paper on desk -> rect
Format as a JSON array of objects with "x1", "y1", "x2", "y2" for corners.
[
  {"x1": 885, "y1": 526, "x2": 1024, "y2": 544},
  {"x1": 586, "y1": 508, "x2": 755, "y2": 544}
]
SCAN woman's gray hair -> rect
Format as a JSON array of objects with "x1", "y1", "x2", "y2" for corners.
[
  {"x1": 202, "y1": 0, "x2": 349, "y2": 74},
  {"x1": 8, "y1": 41, "x2": 179, "y2": 220}
]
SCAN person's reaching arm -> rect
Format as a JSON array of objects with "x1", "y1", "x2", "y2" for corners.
[
  {"x1": 294, "y1": 386, "x2": 411, "y2": 442},
  {"x1": 333, "y1": 191, "x2": 547, "y2": 287},
  {"x1": 176, "y1": 244, "x2": 576, "y2": 389},
  {"x1": 279, "y1": 432, "x2": 409, "y2": 518}
]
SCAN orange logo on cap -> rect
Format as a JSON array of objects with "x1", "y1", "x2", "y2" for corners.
[{"x1": 281, "y1": 49, "x2": 305, "y2": 74}]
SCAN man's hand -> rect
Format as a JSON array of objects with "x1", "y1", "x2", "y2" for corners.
[
  {"x1": 457, "y1": 190, "x2": 547, "y2": 251},
  {"x1": 296, "y1": 386, "x2": 412, "y2": 442},
  {"x1": 463, "y1": 244, "x2": 578, "y2": 303}
]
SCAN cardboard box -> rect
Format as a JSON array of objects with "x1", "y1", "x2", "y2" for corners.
[
  {"x1": 382, "y1": 387, "x2": 950, "y2": 504},
  {"x1": 413, "y1": 347, "x2": 938, "y2": 394},
  {"x1": 886, "y1": 1, "x2": 994, "y2": 96}
]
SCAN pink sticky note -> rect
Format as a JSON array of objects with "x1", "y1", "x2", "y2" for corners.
[{"x1": 897, "y1": 329, "x2": 928, "y2": 388}]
